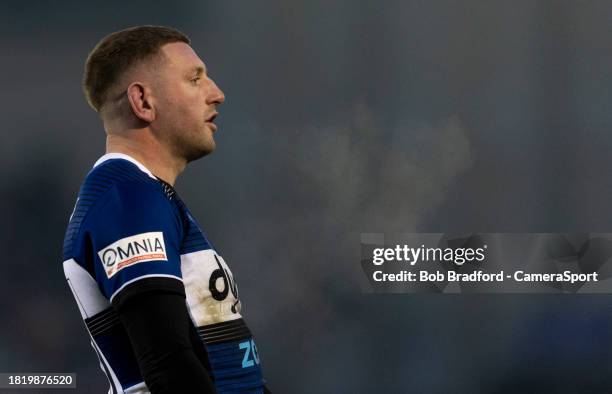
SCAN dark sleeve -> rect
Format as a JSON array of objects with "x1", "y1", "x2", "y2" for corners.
[{"x1": 115, "y1": 281, "x2": 217, "y2": 394}]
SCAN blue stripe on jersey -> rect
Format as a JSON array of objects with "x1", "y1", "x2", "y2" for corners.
[
  {"x1": 170, "y1": 192, "x2": 215, "y2": 254},
  {"x1": 209, "y1": 340, "x2": 265, "y2": 393},
  {"x1": 197, "y1": 319, "x2": 266, "y2": 393}
]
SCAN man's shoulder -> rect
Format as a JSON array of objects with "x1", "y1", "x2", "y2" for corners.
[
  {"x1": 68, "y1": 159, "x2": 171, "y2": 234},
  {"x1": 80, "y1": 159, "x2": 172, "y2": 216},
  {"x1": 84, "y1": 158, "x2": 158, "y2": 192},
  {"x1": 63, "y1": 158, "x2": 177, "y2": 261}
]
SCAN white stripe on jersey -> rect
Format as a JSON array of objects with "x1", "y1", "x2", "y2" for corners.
[{"x1": 64, "y1": 258, "x2": 110, "y2": 318}]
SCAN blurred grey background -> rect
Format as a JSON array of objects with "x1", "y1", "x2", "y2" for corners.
[{"x1": 1, "y1": 0, "x2": 611, "y2": 393}]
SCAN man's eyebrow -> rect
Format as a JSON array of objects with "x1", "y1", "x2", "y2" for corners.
[{"x1": 192, "y1": 66, "x2": 206, "y2": 76}]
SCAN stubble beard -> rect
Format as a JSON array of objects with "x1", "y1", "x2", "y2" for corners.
[{"x1": 173, "y1": 123, "x2": 216, "y2": 163}]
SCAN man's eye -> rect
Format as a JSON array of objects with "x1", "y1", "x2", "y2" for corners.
[{"x1": 191, "y1": 76, "x2": 201, "y2": 83}]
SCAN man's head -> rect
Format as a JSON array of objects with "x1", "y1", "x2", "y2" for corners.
[{"x1": 84, "y1": 25, "x2": 225, "y2": 161}]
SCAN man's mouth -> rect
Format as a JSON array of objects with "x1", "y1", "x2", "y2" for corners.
[
  {"x1": 206, "y1": 112, "x2": 218, "y2": 131},
  {"x1": 206, "y1": 112, "x2": 218, "y2": 122}
]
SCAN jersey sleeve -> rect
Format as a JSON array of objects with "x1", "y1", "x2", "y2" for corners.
[{"x1": 83, "y1": 181, "x2": 184, "y2": 307}]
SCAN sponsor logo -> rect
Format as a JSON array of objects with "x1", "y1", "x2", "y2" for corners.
[
  {"x1": 98, "y1": 231, "x2": 167, "y2": 278},
  {"x1": 209, "y1": 254, "x2": 240, "y2": 313}
]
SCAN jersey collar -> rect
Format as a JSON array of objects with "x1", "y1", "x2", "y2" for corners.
[{"x1": 93, "y1": 153, "x2": 157, "y2": 180}]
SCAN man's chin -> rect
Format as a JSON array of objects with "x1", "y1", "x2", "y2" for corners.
[{"x1": 185, "y1": 140, "x2": 215, "y2": 163}]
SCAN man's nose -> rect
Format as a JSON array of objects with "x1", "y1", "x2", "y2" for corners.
[{"x1": 206, "y1": 78, "x2": 225, "y2": 105}]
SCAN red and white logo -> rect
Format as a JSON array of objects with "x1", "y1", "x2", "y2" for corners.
[{"x1": 98, "y1": 232, "x2": 167, "y2": 278}]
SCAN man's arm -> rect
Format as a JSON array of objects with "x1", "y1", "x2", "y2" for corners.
[{"x1": 116, "y1": 285, "x2": 217, "y2": 394}]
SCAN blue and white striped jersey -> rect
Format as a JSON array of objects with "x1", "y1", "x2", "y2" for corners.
[{"x1": 63, "y1": 153, "x2": 265, "y2": 394}]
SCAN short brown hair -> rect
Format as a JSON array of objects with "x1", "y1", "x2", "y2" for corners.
[{"x1": 83, "y1": 25, "x2": 190, "y2": 112}]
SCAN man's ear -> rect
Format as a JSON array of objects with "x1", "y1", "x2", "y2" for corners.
[{"x1": 126, "y1": 82, "x2": 156, "y2": 123}]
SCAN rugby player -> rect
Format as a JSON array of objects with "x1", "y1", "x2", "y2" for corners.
[{"x1": 62, "y1": 26, "x2": 269, "y2": 393}]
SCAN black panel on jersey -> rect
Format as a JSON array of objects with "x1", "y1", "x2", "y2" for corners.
[
  {"x1": 111, "y1": 277, "x2": 184, "y2": 311},
  {"x1": 197, "y1": 318, "x2": 253, "y2": 345},
  {"x1": 85, "y1": 307, "x2": 120, "y2": 337}
]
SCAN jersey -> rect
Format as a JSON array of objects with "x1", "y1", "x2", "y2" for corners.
[{"x1": 62, "y1": 153, "x2": 265, "y2": 394}]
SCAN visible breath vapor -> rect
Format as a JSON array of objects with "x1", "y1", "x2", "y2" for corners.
[
  {"x1": 233, "y1": 102, "x2": 473, "y2": 392},
  {"x1": 242, "y1": 100, "x2": 474, "y2": 304},
  {"x1": 289, "y1": 101, "x2": 473, "y2": 233}
]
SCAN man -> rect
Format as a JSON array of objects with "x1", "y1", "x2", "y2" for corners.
[{"x1": 62, "y1": 26, "x2": 269, "y2": 394}]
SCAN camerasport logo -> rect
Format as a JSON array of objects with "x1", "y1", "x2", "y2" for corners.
[{"x1": 98, "y1": 232, "x2": 167, "y2": 278}]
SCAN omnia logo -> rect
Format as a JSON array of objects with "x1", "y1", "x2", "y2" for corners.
[{"x1": 98, "y1": 231, "x2": 167, "y2": 278}]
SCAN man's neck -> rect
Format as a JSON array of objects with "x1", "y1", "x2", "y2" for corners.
[{"x1": 105, "y1": 132, "x2": 186, "y2": 186}]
